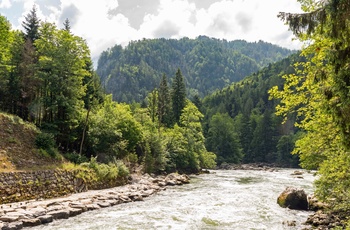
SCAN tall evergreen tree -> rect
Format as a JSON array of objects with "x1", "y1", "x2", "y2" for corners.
[
  {"x1": 158, "y1": 74, "x2": 172, "y2": 127},
  {"x1": 171, "y1": 68, "x2": 186, "y2": 124},
  {"x1": 191, "y1": 94, "x2": 202, "y2": 112},
  {"x1": 22, "y1": 5, "x2": 40, "y2": 42},
  {"x1": 63, "y1": 18, "x2": 71, "y2": 32}
]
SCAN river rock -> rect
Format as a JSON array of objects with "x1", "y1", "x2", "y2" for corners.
[
  {"x1": 28, "y1": 207, "x2": 47, "y2": 218},
  {"x1": 22, "y1": 218, "x2": 41, "y2": 227},
  {"x1": 37, "y1": 215, "x2": 53, "y2": 224},
  {"x1": 86, "y1": 203, "x2": 100, "y2": 211},
  {"x1": 69, "y1": 202, "x2": 88, "y2": 212},
  {"x1": 68, "y1": 208, "x2": 83, "y2": 217},
  {"x1": 96, "y1": 202, "x2": 111, "y2": 208},
  {"x1": 0, "y1": 216, "x2": 18, "y2": 223},
  {"x1": 307, "y1": 194, "x2": 329, "y2": 211},
  {"x1": 277, "y1": 187, "x2": 308, "y2": 210},
  {"x1": 1, "y1": 221, "x2": 23, "y2": 230},
  {"x1": 47, "y1": 210, "x2": 69, "y2": 219},
  {"x1": 291, "y1": 170, "x2": 303, "y2": 176},
  {"x1": 305, "y1": 210, "x2": 344, "y2": 228}
]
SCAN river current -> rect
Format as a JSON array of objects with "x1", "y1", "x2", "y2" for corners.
[{"x1": 30, "y1": 169, "x2": 315, "y2": 230}]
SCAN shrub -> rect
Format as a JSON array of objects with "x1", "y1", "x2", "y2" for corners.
[
  {"x1": 80, "y1": 157, "x2": 129, "y2": 182},
  {"x1": 116, "y1": 160, "x2": 129, "y2": 178},
  {"x1": 64, "y1": 152, "x2": 89, "y2": 164},
  {"x1": 35, "y1": 132, "x2": 56, "y2": 150}
]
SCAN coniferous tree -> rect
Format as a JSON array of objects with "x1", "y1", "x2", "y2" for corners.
[
  {"x1": 171, "y1": 68, "x2": 186, "y2": 124},
  {"x1": 63, "y1": 18, "x2": 71, "y2": 32},
  {"x1": 192, "y1": 94, "x2": 202, "y2": 112},
  {"x1": 158, "y1": 74, "x2": 172, "y2": 127},
  {"x1": 22, "y1": 5, "x2": 40, "y2": 42}
]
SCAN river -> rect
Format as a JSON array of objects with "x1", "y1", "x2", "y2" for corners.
[{"x1": 29, "y1": 169, "x2": 315, "y2": 230}]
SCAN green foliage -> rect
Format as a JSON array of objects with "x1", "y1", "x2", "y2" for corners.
[
  {"x1": 158, "y1": 74, "x2": 172, "y2": 127},
  {"x1": 172, "y1": 68, "x2": 186, "y2": 124},
  {"x1": 87, "y1": 95, "x2": 142, "y2": 161},
  {"x1": 35, "y1": 132, "x2": 58, "y2": 157},
  {"x1": 35, "y1": 132, "x2": 55, "y2": 149},
  {"x1": 96, "y1": 37, "x2": 295, "y2": 103},
  {"x1": 22, "y1": 5, "x2": 40, "y2": 42},
  {"x1": 272, "y1": 0, "x2": 350, "y2": 213},
  {"x1": 163, "y1": 101, "x2": 215, "y2": 173},
  {"x1": 199, "y1": 151, "x2": 217, "y2": 169},
  {"x1": 206, "y1": 113, "x2": 242, "y2": 164},
  {"x1": 202, "y1": 54, "x2": 303, "y2": 165},
  {"x1": 80, "y1": 157, "x2": 129, "y2": 181},
  {"x1": 64, "y1": 152, "x2": 89, "y2": 164}
]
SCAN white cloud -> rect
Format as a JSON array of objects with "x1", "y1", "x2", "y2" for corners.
[
  {"x1": 0, "y1": 0, "x2": 11, "y2": 8},
  {"x1": 58, "y1": 0, "x2": 138, "y2": 59},
  {"x1": 5, "y1": 0, "x2": 303, "y2": 62},
  {"x1": 139, "y1": 0, "x2": 197, "y2": 39}
]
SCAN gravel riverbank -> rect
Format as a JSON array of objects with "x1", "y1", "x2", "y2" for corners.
[{"x1": 0, "y1": 173, "x2": 189, "y2": 229}]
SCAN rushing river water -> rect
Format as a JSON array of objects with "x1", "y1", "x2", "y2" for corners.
[{"x1": 30, "y1": 169, "x2": 315, "y2": 230}]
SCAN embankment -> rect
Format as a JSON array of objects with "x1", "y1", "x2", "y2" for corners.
[{"x1": 0, "y1": 172, "x2": 189, "y2": 229}]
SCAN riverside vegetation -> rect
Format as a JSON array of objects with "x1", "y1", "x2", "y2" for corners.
[{"x1": 1, "y1": 0, "x2": 350, "y2": 228}]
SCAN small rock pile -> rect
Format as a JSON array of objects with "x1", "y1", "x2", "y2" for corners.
[{"x1": 0, "y1": 173, "x2": 190, "y2": 230}]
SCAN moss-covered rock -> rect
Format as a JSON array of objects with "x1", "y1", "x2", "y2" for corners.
[{"x1": 277, "y1": 187, "x2": 308, "y2": 210}]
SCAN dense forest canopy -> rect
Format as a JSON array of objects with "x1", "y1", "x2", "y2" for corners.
[
  {"x1": 201, "y1": 53, "x2": 304, "y2": 167},
  {"x1": 96, "y1": 36, "x2": 295, "y2": 103}
]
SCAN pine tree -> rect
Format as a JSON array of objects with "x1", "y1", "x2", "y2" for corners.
[
  {"x1": 171, "y1": 68, "x2": 186, "y2": 124},
  {"x1": 158, "y1": 74, "x2": 172, "y2": 127},
  {"x1": 22, "y1": 5, "x2": 40, "y2": 42},
  {"x1": 63, "y1": 18, "x2": 71, "y2": 32},
  {"x1": 191, "y1": 94, "x2": 202, "y2": 112}
]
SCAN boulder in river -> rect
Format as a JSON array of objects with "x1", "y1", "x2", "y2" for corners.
[{"x1": 277, "y1": 187, "x2": 308, "y2": 210}]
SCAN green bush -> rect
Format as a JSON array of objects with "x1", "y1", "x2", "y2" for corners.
[
  {"x1": 200, "y1": 151, "x2": 217, "y2": 169},
  {"x1": 64, "y1": 152, "x2": 89, "y2": 164},
  {"x1": 116, "y1": 160, "x2": 129, "y2": 178},
  {"x1": 80, "y1": 157, "x2": 129, "y2": 182},
  {"x1": 35, "y1": 132, "x2": 56, "y2": 150}
]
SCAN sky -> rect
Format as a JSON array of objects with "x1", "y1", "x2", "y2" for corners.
[{"x1": 0, "y1": 0, "x2": 303, "y2": 64}]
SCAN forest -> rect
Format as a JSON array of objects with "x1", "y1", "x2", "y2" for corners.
[
  {"x1": 96, "y1": 36, "x2": 294, "y2": 103},
  {"x1": 1, "y1": 0, "x2": 350, "y2": 224}
]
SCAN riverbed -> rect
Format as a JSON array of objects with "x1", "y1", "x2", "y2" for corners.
[{"x1": 29, "y1": 169, "x2": 315, "y2": 230}]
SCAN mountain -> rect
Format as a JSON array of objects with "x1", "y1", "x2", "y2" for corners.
[{"x1": 96, "y1": 36, "x2": 295, "y2": 103}]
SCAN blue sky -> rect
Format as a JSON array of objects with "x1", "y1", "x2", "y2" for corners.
[{"x1": 0, "y1": 0, "x2": 303, "y2": 63}]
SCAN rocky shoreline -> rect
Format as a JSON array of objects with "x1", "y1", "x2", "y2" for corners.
[
  {"x1": 217, "y1": 162, "x2": 281, "y2": 172},
  {"x1": 0, "y1": 173, "x2": 190, "y2": 229}
]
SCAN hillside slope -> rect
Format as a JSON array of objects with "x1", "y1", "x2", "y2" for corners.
[
  {"x1": 201, "y1": 53, "x2": 305, "y2": 166},
  {"x1": 96, "y1": 36, "x2": 295, "y2": 103},
  {"x1": 0, "y1": 113, "x2": 63, "y2": 171}
]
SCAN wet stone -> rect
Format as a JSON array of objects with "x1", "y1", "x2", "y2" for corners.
[{"x1": 37, "y1": 215, "x2": 53, "y2": 224}]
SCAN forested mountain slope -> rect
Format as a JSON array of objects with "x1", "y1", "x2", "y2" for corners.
[
  {"x1": 201, "y1": 52, "x2": 305, "y2": 166},
  {"x1": 96, "y1": 36, "x2": 295, "y2": 103}
]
